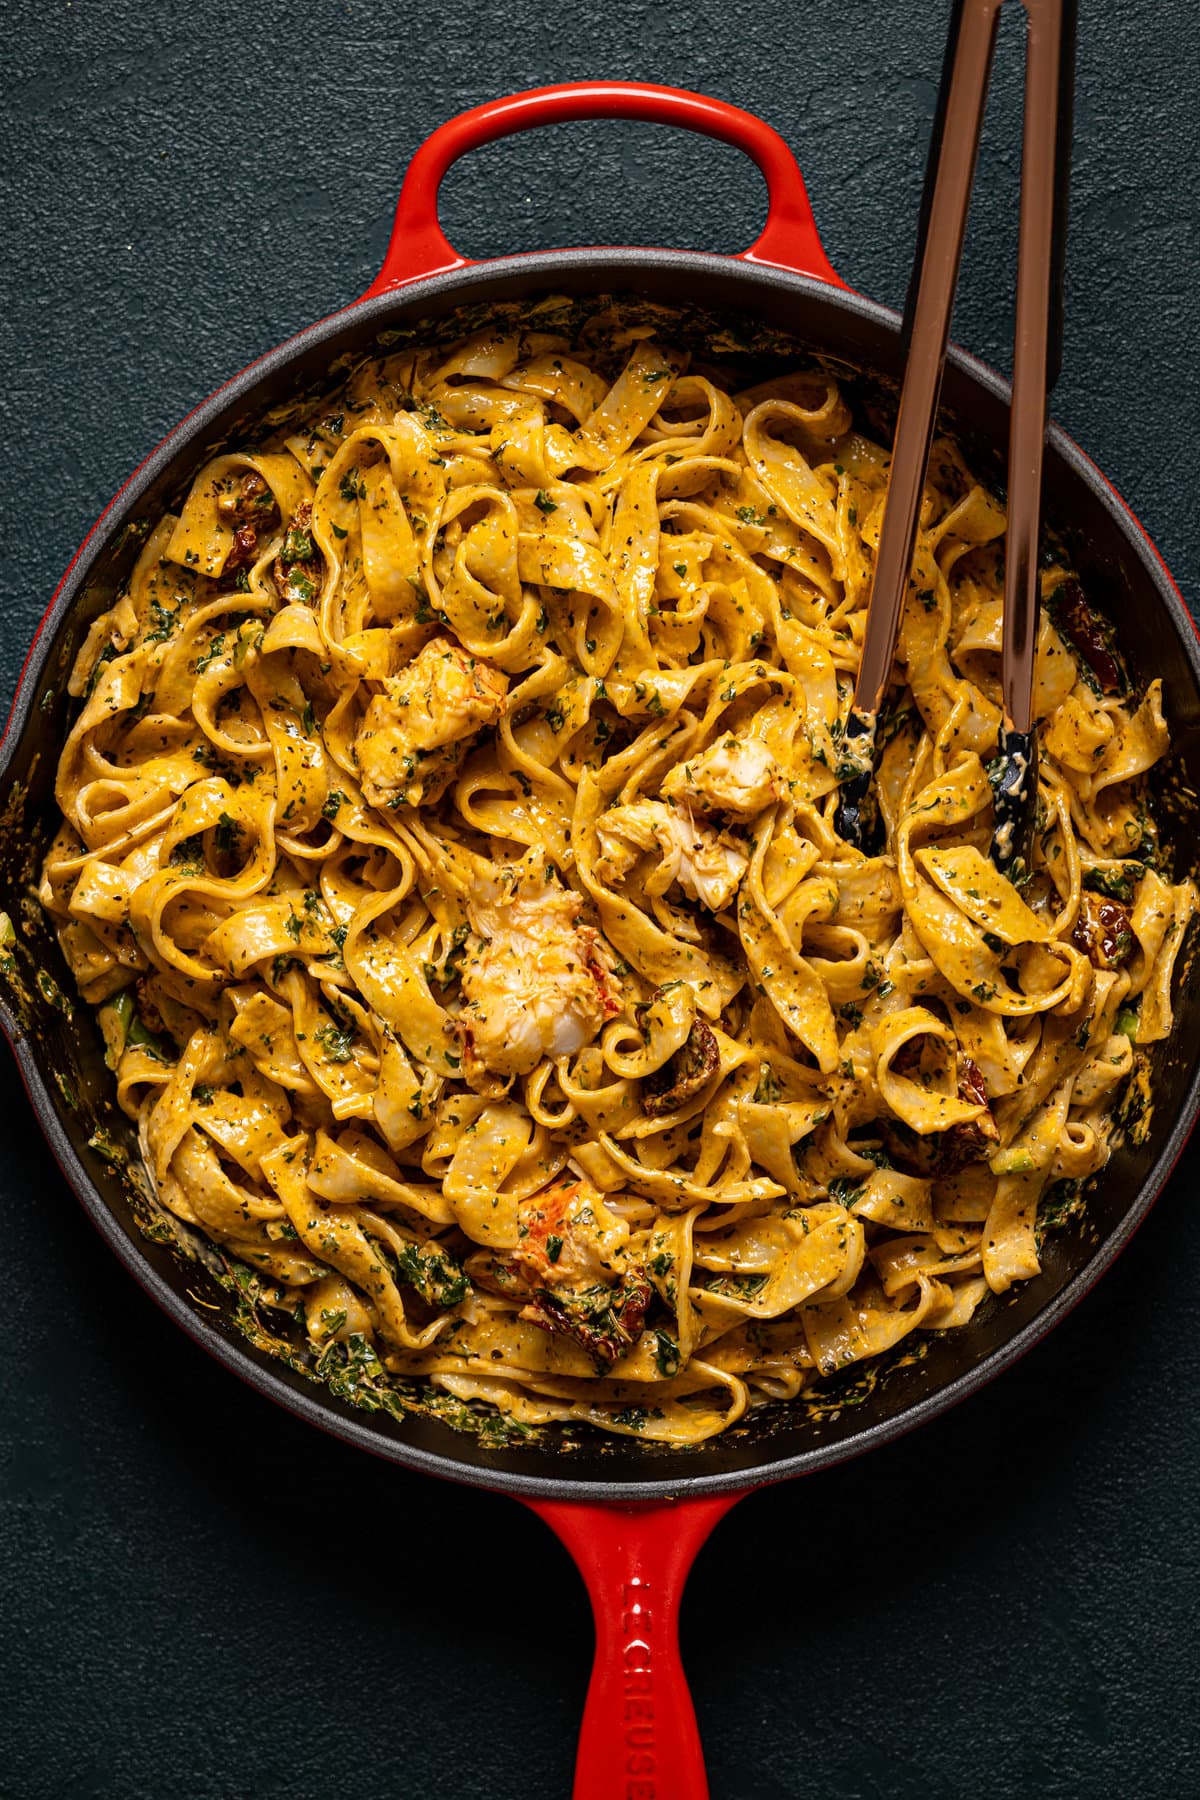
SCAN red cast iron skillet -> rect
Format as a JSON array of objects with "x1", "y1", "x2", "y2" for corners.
[{"x1": 3, "y1": 81, "x2": 1200, "y2": 1800}]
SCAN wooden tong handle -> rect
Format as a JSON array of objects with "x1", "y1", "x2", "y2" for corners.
[
  {"x1": 852, "y1": 0, "x2": 1075, "y2": 729},
  {"x1": 1004, "y1": 0, "x2": 1076, "y2": 734},
  {"x1": 852, "y1": 0, "x2": 1004, "y2": 717}
]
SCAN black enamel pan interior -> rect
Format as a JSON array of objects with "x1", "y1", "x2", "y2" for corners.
[{"x1": 3, "y1": 241, "x2": 1199, "y2": 1504}]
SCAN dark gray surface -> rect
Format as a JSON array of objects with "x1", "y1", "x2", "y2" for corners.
[{"x1": 2, "y1": 3, "x2": 1199, "y2": 1796}]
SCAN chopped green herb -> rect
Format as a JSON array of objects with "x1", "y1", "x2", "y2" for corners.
[{"x1": 314, "y1": 1023, "x2": 355, "y2": 1063}]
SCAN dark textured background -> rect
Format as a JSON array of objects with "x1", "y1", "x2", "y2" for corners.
[{"x1": 3, "y1": 3, "x2": 1199, "y2": 1796}]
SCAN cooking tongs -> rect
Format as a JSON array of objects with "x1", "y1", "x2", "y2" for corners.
[{"x1": 836, "y1": 0, "x2": 1077, "y2": 880}]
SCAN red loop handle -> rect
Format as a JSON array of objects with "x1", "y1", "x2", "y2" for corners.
[
  {"x1": 527, "y1": 1492, "x2": 748, "y2": 1800},
  {"x1": 362, "y1": 81, "x2": 845, "y2": 297}
]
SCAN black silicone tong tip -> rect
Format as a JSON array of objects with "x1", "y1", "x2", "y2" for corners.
[
  {"x1": 988, "y1": 725, "x2": 1038, "y2": 885},
  {"x1": 832, "y1": 710, "x2": 883, "y2": 855}
]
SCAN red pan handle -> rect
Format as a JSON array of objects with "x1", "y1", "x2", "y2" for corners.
[
  {"x1": 527, "y1": 1492, "x2": 749, "y2": 1799},
  {"x1": 361, "y1": 81, "x2": 846, "y2": 297}
]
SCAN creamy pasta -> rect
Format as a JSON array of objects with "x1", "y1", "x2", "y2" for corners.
[{"x1": 40, "y1": 299, "x2": 1196, "y2": 1445}]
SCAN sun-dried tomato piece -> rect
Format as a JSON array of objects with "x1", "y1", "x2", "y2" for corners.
[
  {"x1": 523, "y1": 1268, "x2": 653, "y2": 1366},
  {"x1": 216, "y1": 474, "x2": 281, "y2": 577},
  {"x1": 223, "y1": 524, "x2": 260, "y2": 574},
  {"x1": 642, "y1": 1015, "x2": 719, "y2": 1117},
  {"x1": 1072, "y1": 892, "x2": 1135, "y2": 969},
  {"x1": 880, "y1": 1053, "x2": 999, "y2": 1178},
  {"x1": 216, "y1": 471, "x2": 280, "y2": 530},
  {"x1": 1051, "y1": 578, "x2": 1126, "y2": 695}
]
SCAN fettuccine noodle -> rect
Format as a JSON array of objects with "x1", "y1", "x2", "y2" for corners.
[{"x1": 40, "y1": 301, "x2": 1196, "y2": 1444}]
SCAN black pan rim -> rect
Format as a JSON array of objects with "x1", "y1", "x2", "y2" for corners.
[{"x1": 3, "y1": 245, "x2": 1199, "y2": 1502}]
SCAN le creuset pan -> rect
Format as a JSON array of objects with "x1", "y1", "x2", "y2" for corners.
[{"x1": 3, "y1": 82, "x2": 1199, "y2": 1800}]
